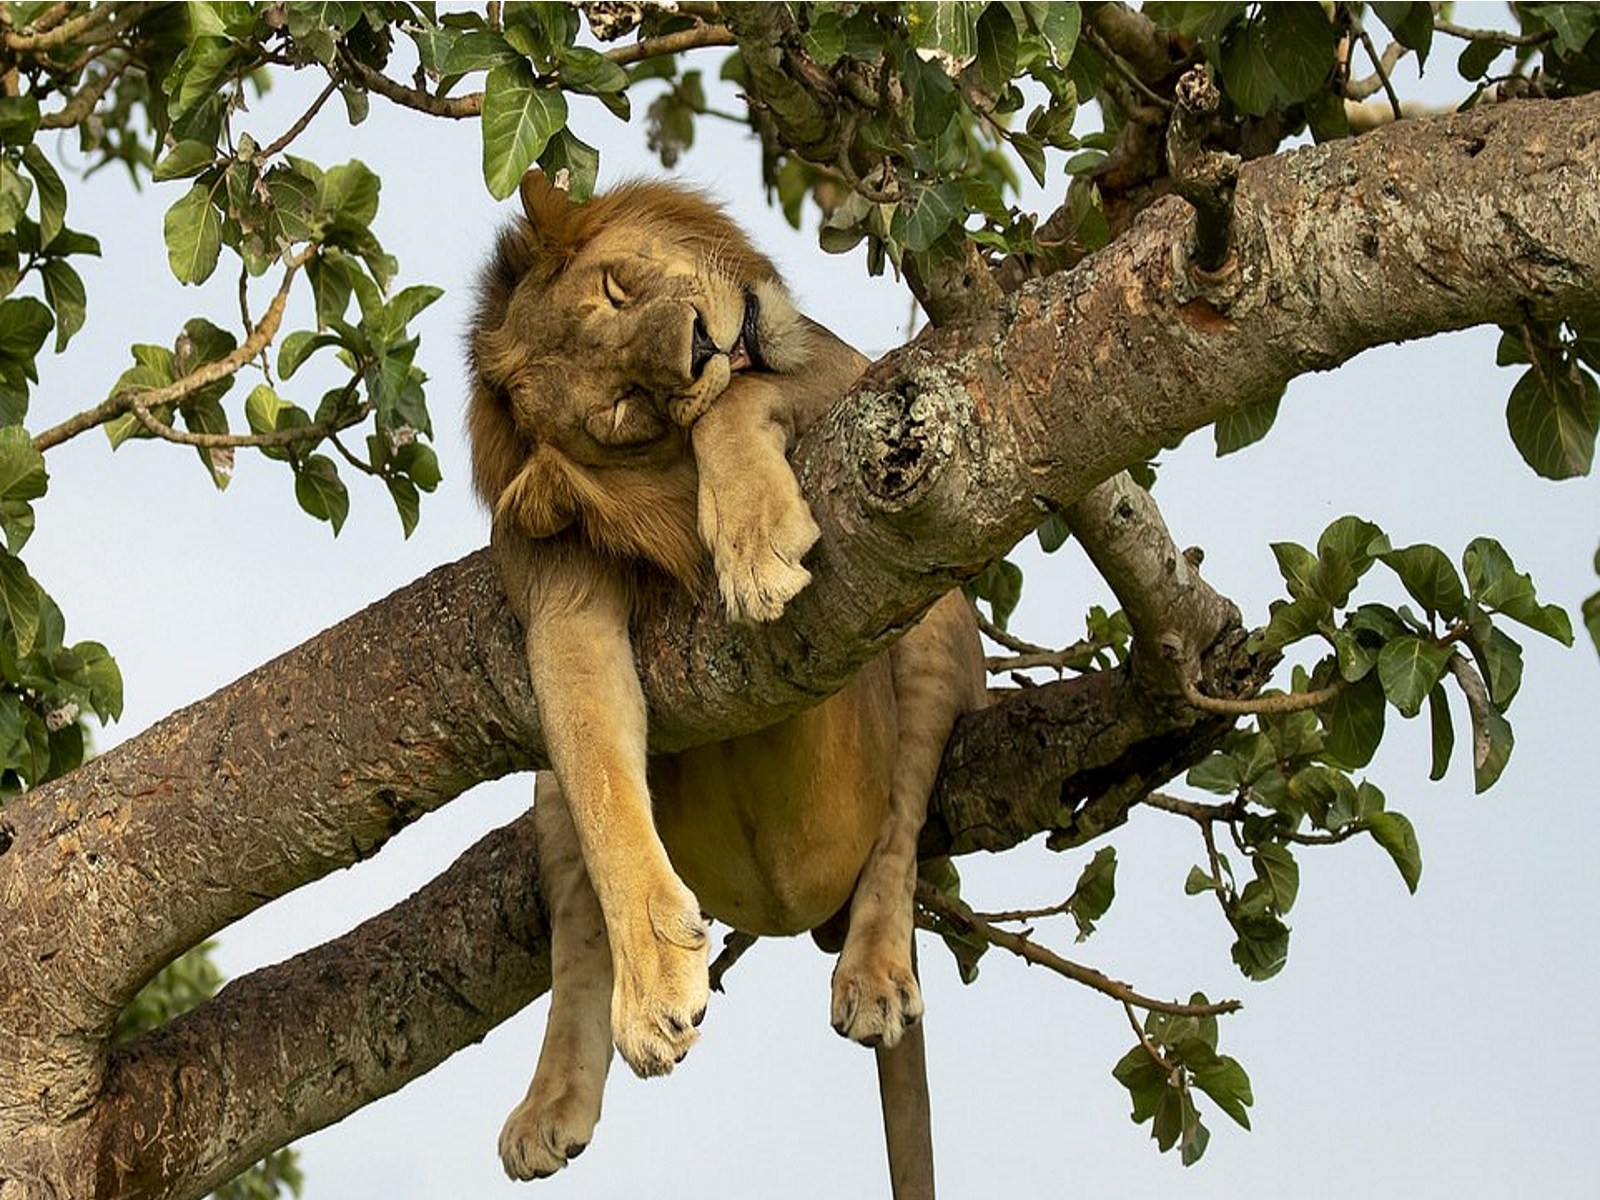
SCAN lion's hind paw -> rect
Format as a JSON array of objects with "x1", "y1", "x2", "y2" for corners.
[
  {"x1": 498, "y1": 1081, "x2": 601, "y2": 1181},
  {"x1": 830, "y1": 951, "x2": 924, "y2": 1049}
]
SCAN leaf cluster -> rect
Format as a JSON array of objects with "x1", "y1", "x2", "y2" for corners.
[
  {"x1": 1179, "y1": 514, "x2": 1573, "y2": 981},
  {"x1": 1111, "y1": 999, "x2": 1253, "y2": 1167}
]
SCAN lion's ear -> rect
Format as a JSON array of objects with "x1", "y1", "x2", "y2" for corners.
[{"x1": 520, "y1": 170, "x2": 579, "y2": 240}]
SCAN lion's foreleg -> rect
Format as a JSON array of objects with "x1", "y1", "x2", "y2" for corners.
[
  {"x1": 690, "y1": 378, "x2": 819, "y2": 623},
  {"x1": 500, "y1": 771, "x2": 614, "y2": 1179},
  {"x1": 517, "y1": 557, "x2": 710, "y2": 1079}
]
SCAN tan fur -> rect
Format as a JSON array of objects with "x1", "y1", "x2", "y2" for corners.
[{"x1": 473, "y1": 172, "x2": 986, "y2": 1194}]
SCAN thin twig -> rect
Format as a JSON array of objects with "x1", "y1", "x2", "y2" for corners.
[
  {"x1": 345, "y1": 21, "x2": 736, "y2": 122},
  {"x1": 128, "y1": 397, "x2": 366, "y2": 452},
  {"x1": 2, "y1": 0, "x2": 114, "y2": 51},
  {"x1": 915, "y1": 881, "x2": 1240, "y2": 1018},
  {"x1": 1080, "y1": 23, "x2": 1172, "y2": 113},
  {"x1": 38, "y1": 54, "x2": 128, "y2": 131},
  {"x1": 34, "y1": 248, "x2": 315, "y2": 453},
  {"x1": 1358, "y1": 27, "x2": 1403, "y2": 123},
  {"x1": 1344, "y1": 38, "x2": 1406, "y2": 101},
  {"x1": 1123, "y1": 999, "x2": 1179, "y2": 1081},
  {"x1": 1143, "y1": 791, "x2": 1234, "y2": 823},
  {"x1": 262, "y1": 77, "x2": 340, "y2": 158},
  {"x1": 1179, "y1": 675, "x2": 1345, "y2": 717},
  {"x1": 1435, "y1": 19, "x2": 1555, "y2": 49},
  {"x1": 607, "y1": 23, "x2": 736, "y2": 68}
]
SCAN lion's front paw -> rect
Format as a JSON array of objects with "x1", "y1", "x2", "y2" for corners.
[
  {"x1": 700, "y1": 478, "x2": 820, "y2": 623},
  {"x1": 830, "y1": 944, "x2": 923, "y2": 1049},
  {"x1": 612, "y1": 887, "x2": 711, "y2": 1077},
  {"x1": 498, "y1": 1076, "x2": 603, "y2": 1181}
]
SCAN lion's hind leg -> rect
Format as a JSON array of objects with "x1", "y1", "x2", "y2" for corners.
[
  {"x1": 830, "y1": 591, "x2": 983, "y2": 1047},
  {"x1": 500, "y1": 772, "x2": 614, "y2": 1180}
]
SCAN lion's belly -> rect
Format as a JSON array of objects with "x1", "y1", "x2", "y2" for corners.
[{"x1": 649, "y1": 657, "x2": 898, "y2": 936}]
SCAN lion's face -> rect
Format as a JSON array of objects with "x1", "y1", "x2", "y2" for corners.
[
  {"x1": 490, "y1": 218, "x2": 756, "y2": 460},
  {"x1": 468, "y1": 171, "x2": 805, "y2": 579}
]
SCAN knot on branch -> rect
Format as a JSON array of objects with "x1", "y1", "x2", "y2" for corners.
[
  {"x1": 1166, "y1": 67, "x2": 1240, "y2": 276},
  {"x1": 848, "y1": 370, "x2": 969, "y2": 516}
]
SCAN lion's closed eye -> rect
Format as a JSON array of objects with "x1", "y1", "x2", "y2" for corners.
[{"x1": 603, "y1": 271, "x2": 629, "y2": 308}]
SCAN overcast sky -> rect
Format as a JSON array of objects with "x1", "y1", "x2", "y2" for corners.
[{"x1": 27, "y1": 6, "x2": 1600, "y2": 1198}]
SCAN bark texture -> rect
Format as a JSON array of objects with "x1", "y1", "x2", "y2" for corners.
[{"x1": 2, "y1": 92, "x2": 1599, "y2": 1199}]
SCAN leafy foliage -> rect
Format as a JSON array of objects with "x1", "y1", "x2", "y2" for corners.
[{"x1": 1112, "y1": 998, "x2": 1253, "y2": 1166}]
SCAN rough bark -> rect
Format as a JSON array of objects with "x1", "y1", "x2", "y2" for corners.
[{"x1": 3, "y1": 92, "x2": 1599, "y2": 1198}]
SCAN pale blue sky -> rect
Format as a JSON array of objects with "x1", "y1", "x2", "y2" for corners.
[{"x1": 29, "y1": 7, "x2": 1600, "y2": 1197}]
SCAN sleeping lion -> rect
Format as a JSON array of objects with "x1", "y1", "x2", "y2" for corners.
[{"x1": 468, "y1": 170, "x2": 985, "y2": 1195}]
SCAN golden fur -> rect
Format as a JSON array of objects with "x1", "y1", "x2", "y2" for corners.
[{"x1": 471, "y1": 172, "x2": 985, "y2": 1194}]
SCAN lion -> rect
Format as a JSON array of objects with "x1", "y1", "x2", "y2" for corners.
[{"x1": 468, "y1": 170, "x2": 986, "y2": 1198}]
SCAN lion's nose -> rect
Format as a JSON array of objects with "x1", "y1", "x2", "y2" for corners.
[{"x1": 689, "y1": 313, "x2": 718, "y2": 378}]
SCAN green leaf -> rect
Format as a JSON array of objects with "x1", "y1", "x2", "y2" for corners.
[
  {"x1": 0, "y1": 424, "x2": 45, "y2": 502},
  {"x1": 1320, "y1": 671, "x2": 1385, "y2": 770},
  {"x1": 1220, "y1": 5, "x2": 1338, "y2": 116},
  {"x1": 1426, "y1": 683, "x2": 1454, "y2": 781},
  {"x1": 481, "y1": 61, "x2": 568, "y2": 201},
  {"x1": 1036, "y1": 510, "x2": 1071, "y2": 553},
  {"x1": 1214, "y1": 393, "x2": 1279, "y2": 455},
  {"x1": 386, "y1": 474, "x2": 420, "y2": 538},
  {"x1": 557, "y1": 45, "x2": 630, "y2": 93},
  {"x1": 0, "y1": 297, "x2": 54, "y2": 364},
  {"x1": 163, "y1": 182, "x2": 223, "y2": 285},
  {"x1": 1270, "y1": 541, "x2": 1318, "y2": 601},
  {"x1": 1453, "y1": 657, "x2": 1515, "y2": 793},
  {"x1": 1366, "y1": 810, "x2": 1422, "y2": 893},
  {"x1": 293, "y1": 453, "x2": 349, "y2": 534},
  {"x1": 71, "y1": 639, "x2": 123, "y2": 723},
  {"x1": 152, "y1": 140, "x2": 217, "y2": 183},
  {"x1": 381, "y1": 284, "x2": 444, "y2": 342},
  {"x1": 976, "y1": 2, "x2": 1021, "y2": 90},
  {"x1": 277, "y1": 330, "x2": 340, "y2": 380},
  {"x1": 0, "y1": 550, "x2": 39, "y2": 657},
  {"x1": 969, "y1": 558, "x2": 1023, "y2": 629},
  {"x1": 1371, "y1": 2, "x2": 1433, "y2": 65},
  {"x1": 1256, "y1": 594, "x2": 1329, "y2": 651},
  {"x1": 1535, "y1": 2, "x2": 1600, "y2": 54},
  {"x1": 317, "y1": 159, "x2": 381, "y2": 232},
  {"x1": 0, "y1": 95, "x2": 40, "y2": 146},
  {"x1": 901, "y1": 42, "x2": 960, "y2": 141},
  {"x1": 1251, "y1": 841, "x2": 1298, "y2": 914},
  {"x1": 1463, "y1": 614, "x2": 1524, "y2": 710},
  {"x1": 1380, "y1": 544, "x2": 1467, "y2": 620},
  {"x1": 1462, "y1": 536, "x2": 1574, "y2": 645},
  {"x1": 1008, "y1": 129, "x2": 1047, "y2": 185},
  {"x1": 39, "y1": 260, "x2": 86, "y2": 352},
  {"x1": 1067, "y1": 846, "x2": 1116, "y2": 941},
  {"x1": 1228, "y1": 911, "x2": 1289, "y2": 981},
  {"x1": 1505, "y1": 363, "x2": 1600, "y2": 480},
  {"x1": 1457, "y1": 37, "x2": 1502, "y2": 81},
  {"x1": 908, "y1": 1, "x2": 984, "y2": 73},
  {"x1": 21, "y1": 146, "x2": 65, "y2": 248},
  {"x1": 1185, "y1": 865, "x2": 1218, "y2": 895},
  {"x1": 440, "y1": 28, "x2": 521, "y2": 73},
  {"x1": 1190, "y1": 1053, "x2": 1253, "y2": 1131},
  {"x1": 894, "y1": 182, "x2": 965, "y2": 253},
  {"x1": 537, "y1": 126, "x2": 600, "y2": 203},
  {"x1": 1376, "y1": 634, "x2": 1453, "y2": 718},
  {"x1": 394, "y1": 442, "x2": 442, "y2": 492}
]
